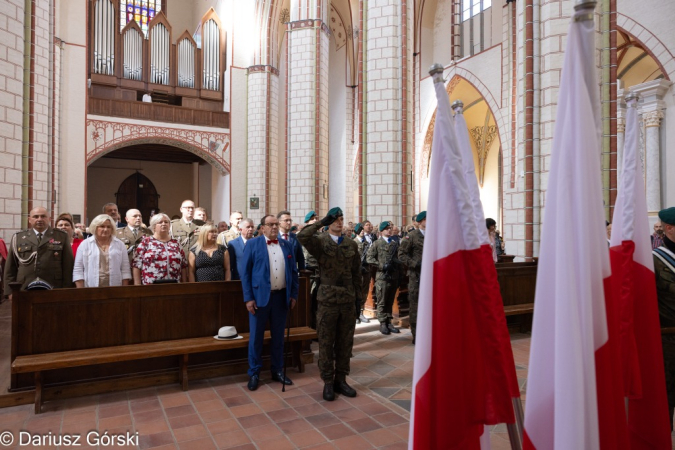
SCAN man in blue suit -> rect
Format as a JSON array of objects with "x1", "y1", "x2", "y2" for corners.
[
  {"x1": 277, "y1": 210, "x2": 305, "y2": 270},
  {"x1": 241, "y1": 214, "x2": 299, "y2": 391},
  {"x1": 228, "y1": 218, "x2": 255, "y2": 280}
]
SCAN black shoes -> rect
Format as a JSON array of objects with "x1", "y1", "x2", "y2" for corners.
[
  {"x1": 412, "y1": 336, "x2": 416, "y2": 345},
  {"x1": 380, "y1": 323, "x2": 390, "y2": 335},
  {"x1": 359, "y1": 313, "x2": 370, "y2": 323},
  {"x1": 323, "y1": 383, "x2": 335, "y2": 401},
  {"x1": 333, "y1": 380, "x2": 357, "y2": 398},
  {"x1": 247, "y1": 374, "x2": 259, "y2": 391},
  {"x1": 387, "y1": 323, "x2": 400, "y2": 334},
  {"x1": 271, "y1": 370, "x2": 293, "y2": 385}
]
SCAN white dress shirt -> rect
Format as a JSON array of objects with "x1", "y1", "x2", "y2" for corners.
[{"x1": 265, "y1": 236, "x2": 286, "y2": 290}]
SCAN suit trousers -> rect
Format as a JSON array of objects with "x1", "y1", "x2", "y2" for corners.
[{"x1": 248, "y1": 289, "x2": 288, "y2": 377}]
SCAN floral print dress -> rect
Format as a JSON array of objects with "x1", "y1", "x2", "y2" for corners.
[{"x1": 133, "y1": 236, "x2": 187, "y2": 285}]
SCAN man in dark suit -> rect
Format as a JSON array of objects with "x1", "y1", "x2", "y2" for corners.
[
  {"x1": 277, "y1": 210, "x2": 305, "y2": 270},
  {"x1": 241, "y1": 214, "x2": 299, "y2": 391},
  {"x1": 228, "y1": 218, "x2": 255, "y2": 280}
]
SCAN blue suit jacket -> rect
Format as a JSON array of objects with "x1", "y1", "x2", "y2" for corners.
[
  {"x1": 241, "y1": 235, "x2": 299, "y2": 307},
  {"x1": 228, "y1": 236, "x2": 246, "y2": 280},
  {"x1": 281, "y1": 232, "x2": 306, "y2": 270}
]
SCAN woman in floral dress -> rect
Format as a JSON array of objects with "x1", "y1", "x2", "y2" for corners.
[{"x1": 132, "y1": 213, "x2": 188, "y2": 284}]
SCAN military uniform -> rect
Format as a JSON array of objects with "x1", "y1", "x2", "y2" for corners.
[
  {"x1": 171, "y1": 219, "x2": 198, "y2": 257},
  {"x1": 3, "y1": 227, "x2": 74, "y2": 295},
  {"x1": 115, "y1": 226, "x2": 152, "y2": 264},
  {"x1": 217, "y1": 228, "x2": 239, "y2": 246},
  {"x1": 398, "y1": 228, "x2": 424, "y2": 339},
  {"x1": 297, "y1": 220, "x2": 362, "y2": 385},
  {"x1": 366, "y1": 232, "x2": 402, "y2": 327},
  {"x1": 355, "y1": 235, "x2": 372, "y2": 316}
]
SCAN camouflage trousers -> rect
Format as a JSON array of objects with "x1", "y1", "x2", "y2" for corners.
[
  {"x1": 408, "y1": 272, "x2": 420, "y2": 338},
  {"x1": 317, "y1": 301, "x2": 356, "y2": 383},
  {"x1": 375, "y1": 278, "x2": 399, "y2": 323},
  {"x1": 663, "y1": 339, "x2": 675, "y2": 430},
  {"x1": 309, "y1": 276, "x2": 320, "y2": 329},
  {"x1": 359, "y1": 270, "x2": 371, "y2": 311}
]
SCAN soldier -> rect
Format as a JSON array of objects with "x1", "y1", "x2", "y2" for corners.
[
  {"x1": 171, "y1": 200, "x2": 199, "y2": 257},
  {"x1": 116, "y1": 209, "x2": 152, "y2": 270},
  {"x1": 353, "y1": 223, "x2": 371, "y2": 324},
  {"x1": 653, "y1": 207, "x2": 675, "y2": 428},
  {"x1": 217, "y1": 211, "x2": 243, "y2": 245},
  {"x1": 398, "y1": 211, "x2": 425, "y2": 344},
  {"x1": 3, "y1": 206, "x2": 74, "y2": 300},
  {"x1": 367, "y1": 221, "x2": 402, "y2": 335},
  {"x1": 298, "y1": 207, "x2": 362, "y2": 401}
]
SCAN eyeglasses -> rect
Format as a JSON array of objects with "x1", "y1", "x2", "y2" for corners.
[
  {"x1": 181, "y1": 206, "x2": 195, "y2": 210},
  {"x1": 264, "y1": 223, "x2": 279, "y2": 227}
]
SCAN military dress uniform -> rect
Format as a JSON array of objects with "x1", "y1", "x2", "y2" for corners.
[
  {"x1": 297, "y1": 212, "x2": 362, "y2": 398},
  {"x1": 115, "y1": 226, "x2": 152, "y2": 264},
  {"x1": 217, "y1": 228, "x2": 239, "y2": 246},
  {"x1": 398, "y1": 226, "x2": 424, "y2": 341},
  {"x1": 366, "y1": 222, "x2": 402, "y2": 334},
  {"x1": 171, "y1": 219, "x2": 198, "y2": 257},
  {"x1": 3, "y1": 227, "x2": 74, "y2": 295}
]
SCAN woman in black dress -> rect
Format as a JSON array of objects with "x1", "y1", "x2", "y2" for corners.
[{"x1": 188, "y1": 224, "x2": 232, "y2": 282}]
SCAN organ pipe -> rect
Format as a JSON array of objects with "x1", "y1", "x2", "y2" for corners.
[{"x1": 93, "y1": 0, "x2": 115, "y2": 75}]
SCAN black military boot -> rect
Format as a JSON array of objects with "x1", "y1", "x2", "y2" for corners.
[
  {"x1": 323, "y1": 383, "x2": 335, "y2": 401},
  {"x1": 359, "y1": 311, "x2": 370, "y2": 323},
  {"x1": 387, "y1": 323, "x2": 400, "y2": 334},
  {"x1": 380, "y1": 322, "x2": 390, "y2": 335},
  {"x1": 333, "y1": 380, "x2": 357, "y2": 398}
]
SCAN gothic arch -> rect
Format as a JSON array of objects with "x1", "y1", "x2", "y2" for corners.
[{"x1": 617, "y1": 13, "x2": 674, "y2": 81}]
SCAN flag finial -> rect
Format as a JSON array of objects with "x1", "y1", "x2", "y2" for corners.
[
  {"x1": 429, "y1": 64, "x2": 445, "y2": 84},
  {"x1": 574, "y1": 0, "x2": 596, "y2": 21},
  {"x1": 625, "y1": 92, "x2": 639, "y2": 106},
  {"x1": 452, "y1": 100, "x2": 464, "y2": 114}
]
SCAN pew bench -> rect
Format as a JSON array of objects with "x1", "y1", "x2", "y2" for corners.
[
  {"x1": 12, "y1": 326, "x2": 317, "y2": 414},
  {"x1": 503, "y1": 303, "x2": 534, "y2": 316}
]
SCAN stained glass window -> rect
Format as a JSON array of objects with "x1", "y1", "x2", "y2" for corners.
[{"x1": 120, "y1": 0, "x2": 161, "y2": 36}]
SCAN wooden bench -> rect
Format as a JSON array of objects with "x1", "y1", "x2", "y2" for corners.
[
  {"x1": 13, "y1": 327, "x2": 316, "y2": 414},
  {"x1": 504, "y1": 303, "x2": 534, "y2": 316}
]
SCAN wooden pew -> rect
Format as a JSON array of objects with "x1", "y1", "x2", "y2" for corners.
[
  {"x1": 497, "y1": 261, "x2": 537, "y2": 330},
  {"x1": 9, "y1": 278, "x2": 315, "y2": 413}
]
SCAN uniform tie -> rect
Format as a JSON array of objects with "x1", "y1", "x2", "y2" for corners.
[{"x1": 37, "y1": 232, "x2": 43, "y2": 244}]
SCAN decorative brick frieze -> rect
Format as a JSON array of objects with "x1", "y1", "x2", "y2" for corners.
[{"x1": 249, "y1": 65, "x2": 280, "y2": 76}]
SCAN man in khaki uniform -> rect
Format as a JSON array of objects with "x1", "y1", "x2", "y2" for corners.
[
  {"x1": 398, "y1": 211, "x2": 425, "y2": 343},
  {"x1": 217, "y1": 211, "x2": 243, "y2": 245},
  {"x1": 116, "y1": 209, "x2": 151, "y2": 268},
  {"x1": 171, "y1": 200, "x2": 199, "y2": 256},
  {"x1": 4, "y1": 207, "x2": 74, "y2": 299}
]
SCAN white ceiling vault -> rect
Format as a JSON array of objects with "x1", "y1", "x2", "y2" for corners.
[{"x1": 329, "y1": 4, "x2": 347, "y2": 51}]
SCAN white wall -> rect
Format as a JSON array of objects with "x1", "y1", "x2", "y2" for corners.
[
  {"x1": 210, "y1": 167, "x2": 230, "y2": 223},
  {"x1": 329, "y1": 44, "x2": 347, "y2": 210}
]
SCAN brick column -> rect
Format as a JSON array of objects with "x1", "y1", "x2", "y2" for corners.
[{"x1": 287, "y1": 0, "x2": 329, "y2": 219}]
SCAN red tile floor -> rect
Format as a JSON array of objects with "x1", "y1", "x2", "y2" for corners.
[{"x1": 0, "y1": 307, "x2": 672, "y2": 449}]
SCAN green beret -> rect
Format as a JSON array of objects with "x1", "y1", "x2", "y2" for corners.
[
  {"x1": 659, "y1": 207, "x2": 675, "y2": 226},
  {"x1": 416, "y1": 211, "x2": 427, "y2": 223},
  {"x1": 290, "y1": 225, "x2": 298, "y2": 233},
  {"x1": 354, "y1": 223, "x2": 363, "y2": 234},
  {"x1": 304, "y1": 210, "x2": 317, "y2": 223},
  {"x1": 327, "y1": 206, "x2": 343, "y2": 217},
  {"x1": 323, "y1": 226, "x2": 329, "y2": 232},
  {"x1": 379, "y1": 221, "x2": 392, "y2": 232}
]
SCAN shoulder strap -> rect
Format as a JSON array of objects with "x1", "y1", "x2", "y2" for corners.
[{"x1": 654, "y1": 246, "x2": 675, "y2": 273}]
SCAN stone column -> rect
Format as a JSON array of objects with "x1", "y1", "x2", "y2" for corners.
[
  {"x1": 642, "y1": 110, "x2": 664, "y2": 213},
  {"x1": 616, "y1": 116, "x2": 625, "y2": 182}
]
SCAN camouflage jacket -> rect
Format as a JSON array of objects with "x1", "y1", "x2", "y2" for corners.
[
  {"x1": 398, "y1": 229, "x2": 424, "y2": 274},
  {"x1": 170, "y1": 219, "x2": 198, "y2": 256},
  {"x1": 654, "y1": 248, "x2": 675, "y2": 343},
  {"x1": 217, "y1": 228, "x2": 239, "y2": 246},
  {"x1": 366, "y1": 237, "x2": 402, "y2": 281},
  {"x1": 297, "y1": 222, "x2": 362, "y2": 304}
]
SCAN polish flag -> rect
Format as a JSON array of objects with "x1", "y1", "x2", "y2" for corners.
[
  {"x1": 523, "y1": 4, "x2": 629, "y2": 449},
  {"x1": 408, "y1": 65, "x2": 519, "y2": 450},
  {"x1": 609, "y1": 95, "x2": 670, "y2": 448}
]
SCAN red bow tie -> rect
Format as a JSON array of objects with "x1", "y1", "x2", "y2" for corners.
[{"x1": 267, "y1": 239, "x2": 279, "y2": 245}]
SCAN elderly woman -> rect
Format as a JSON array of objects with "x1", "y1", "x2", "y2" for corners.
[
  {"x1": 56, "y1": 213, "x2": 83, "y2": 257},
  {"x1": 188, "y1": 224, "x2": 231, "y2": 282},
  {"x1": 73, "y1": 214, "x2": 132, "y2": 287},
  {"x1": 133, "y1": 213, "x2": 188, "y2": 284}
]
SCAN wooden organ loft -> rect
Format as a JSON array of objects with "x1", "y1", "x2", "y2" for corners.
[{"x1": 88, "y1": 0, "x2": 229, "y2": 129}]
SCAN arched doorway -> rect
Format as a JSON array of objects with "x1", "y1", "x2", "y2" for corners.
[{"x1": 115, "y1": 172, "x2": 159, "y2": 225}]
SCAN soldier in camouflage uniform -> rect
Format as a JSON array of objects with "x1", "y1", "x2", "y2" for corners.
[
  {"x1": 302, "y1": 211, "x2": 321, "y2": 329},
  {"x1": 354, "y1": 223, "x2": 371, "y2": 323},
  {"x1": 398, "y1": 211, "x2": 425, "y2": 344},
  {"x1": 367, "y1": 221, "x2": 402, "y2": 335},
  {"x1": 298, "y1": 207, "x2": 362, "y2": 401},
  {"x1": 653, "y1": 207, "x2": 675, "y2": 428}
]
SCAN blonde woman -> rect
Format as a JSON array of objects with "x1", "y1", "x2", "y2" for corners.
[
  {"x1": 133, "y1": 213, "x2": 188, "y2": 284},
  {"x1": 188, "y1": 224, "x2": 231, "y2": 282},
  {"x1": 73, "y1": 214, "x2": 132, "y2": 287}
]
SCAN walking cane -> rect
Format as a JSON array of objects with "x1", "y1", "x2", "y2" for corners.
[{"x1": 282, "y1": 302, "x2": 292, "y2": 393}]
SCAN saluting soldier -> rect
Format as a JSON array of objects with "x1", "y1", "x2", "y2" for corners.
[
  {"x1": 367, "y1": 221, "x2": 402, "y2": 335},
  {"x1": 353, "y1": 223, "x2": 371, "y2": 324},
  {"x1": 302, "y1": 211, "x2": 321, "y2": 328},
  {"x1": 3, "y1": 206, "x2": 74, "y2": 300},
  {"x1": 653, "y1": 207, "x2": 675, "y2": 428},
  {"x1": 298, "y1": 207, "x2": 362, "y2": 401},
  {"x1": 398, "y1": 211, "x2": 426, "y2": 344},
  {"x1": 171, "y1": 200, "x2": 199, "y2": 257},
  {"x1": 116, "y1": 209, "x2": 152, "y2": 268}
]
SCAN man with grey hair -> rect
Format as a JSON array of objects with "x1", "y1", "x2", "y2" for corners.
[
  {"x1": 102, "y1": 203, "x2": 124, "y2": 228},
  {"x1": 228, "y1": 218, "x2": 255, "y2": 280},
  {"x1": 217, "y1": 211, "x2": 244, "y2": 245}
]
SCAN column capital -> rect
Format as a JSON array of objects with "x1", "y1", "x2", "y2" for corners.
[
  {"x1": 642, "y1": 110, "x2": 664, "y2": 128},
  {"x1": 631, "y1": 79, "x2": 672, "y2": 113},
  {"x1": 617, "y1": 117, "x2": 626, "y2": 133}
]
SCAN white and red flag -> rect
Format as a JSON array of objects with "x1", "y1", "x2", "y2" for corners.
[
  {"x1": 609, "y1": 95, "x2": 670, "y2": 449},
  {"x1": 523, "y1": 3, "x2": 628, "y2": 449},
  {"x1": 409, "y1": 65, "x2": 519, "y2": 450}
]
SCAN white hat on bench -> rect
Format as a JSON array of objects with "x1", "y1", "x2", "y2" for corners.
[{"x1": 214, "y1": 326, "x2": 244, "y2": 340}]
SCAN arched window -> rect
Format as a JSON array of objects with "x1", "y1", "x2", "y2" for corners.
[
  {"x1": 460, "y1": 0, "x2": 492, "y2": 57},
  {"x1": 120, "y1": 0, "x2": 162, "y2": 36}
]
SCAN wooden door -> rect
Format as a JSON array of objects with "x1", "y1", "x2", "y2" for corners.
[{"x1": 115, "y1": 172, "x2": 159, "y2": 225}]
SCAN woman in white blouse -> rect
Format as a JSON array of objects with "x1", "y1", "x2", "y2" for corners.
[{"x1": 73, "y1": 214, "x2": 132, "y2": 287}]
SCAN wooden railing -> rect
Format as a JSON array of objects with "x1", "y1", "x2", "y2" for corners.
[{"x1": 88, "y1": 97, "x2": 230, "y2": 129}]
